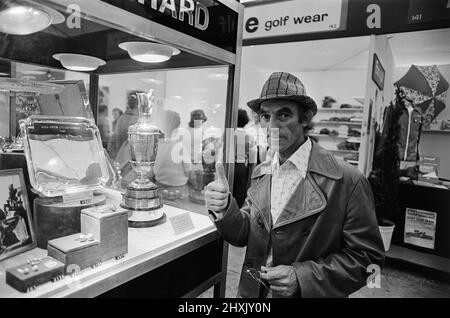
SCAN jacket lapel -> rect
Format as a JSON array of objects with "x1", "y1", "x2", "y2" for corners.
[
  {"x1": 273, "y1": 173, "x2": 326, "y2": 228},
  {"x1": 247, "y1": 174, "x2": 272, "y2": 232},
  {"x1": 273, "y1": 142, "x2": 343, "y2": 228},
  {"x1": 246, "y1": 142, "x2": 343, "y2": 230}
]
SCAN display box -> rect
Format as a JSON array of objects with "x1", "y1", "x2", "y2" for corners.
[
  {"x1": 47, "y1": 233, "x2": 101, "y2": 271},
  {"x1": 6, "y1": 257, "x2": 65, "y2": 293},
  {"x1": 81, "y1": 205, "x2": 128, "y2": 262}
]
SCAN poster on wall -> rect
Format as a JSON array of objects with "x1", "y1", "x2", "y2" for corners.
[
  {"x1": 404, "y1": 208, "x2": 437, "y2": 249},
  {"x1": 372, "y1": 54, "x2": 385, "y2": 90}
]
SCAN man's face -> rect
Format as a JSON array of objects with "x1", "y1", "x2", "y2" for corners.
[
  {"x1": 259, "y1": 99, "x2": 306, "y2": 156},
  {"x1": 113, "y1": 110, "x2": 121, "y2": 120}
]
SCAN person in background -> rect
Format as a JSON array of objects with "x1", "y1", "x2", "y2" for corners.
[
  {"x1": 112, "y1": 108, "x2": 123, "y2": 132},
  {"x1": 153, "y1": 110, "x2": 188, "y2": 187},
  {"x1": 232, "y1": 109, "x2": 256, "y2": 208},
  {"x1": 98, "y1": 104, "x2": 110, "y2": 149},
  {"x1": 205, "y1": 72, "x2": 384, "y2": 298},
  {"x1": 245, "y1": 109, "x2": 269, "y2": 165},
  {"x1": 176, "y1": 109, "x2": 208, "y2": 170},
  {"x1": 108, "y1": 91, "x2": 141, "y2": 160}
]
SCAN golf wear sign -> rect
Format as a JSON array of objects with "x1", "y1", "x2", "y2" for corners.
[{"x1": 244, "y1": 0, "x2": 345, "y2": 40}]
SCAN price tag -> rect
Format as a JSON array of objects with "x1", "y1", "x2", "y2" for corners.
[{"x1": 169, "y1": 213, "x2": 195, "y2": 235}]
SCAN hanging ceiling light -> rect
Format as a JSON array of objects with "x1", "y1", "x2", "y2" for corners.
[
  {"x1": 0, "y1": 1, "x2": 64, "y2": 35},
  {"x1": 53, "y1": 53, "x2": 106, "y2": 72},
  {"x1": 119, "y1": 42, "x2": 180, "y2": 63}
]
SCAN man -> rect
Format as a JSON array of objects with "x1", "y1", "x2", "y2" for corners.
[
  {"x1": 107, "y1": 91, "x2": 141, "y2": 160},
  {"x1": 205, "y1": 72, "x2": 385, "y2": 298},
  {"x1": 111, "y1": 108, "x2": 123, "y2": 132},
  {"x1": 245, "y1": 109, "x2": 268, "y2": 164},
  {"x1": 97, "y1": 104, "x2": 111, "y2": 149}
]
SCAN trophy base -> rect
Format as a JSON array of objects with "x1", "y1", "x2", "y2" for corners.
[
  {"x1": 128, "y1": 212, "x2": 166, "y2": 228},
  {"x1": 125, "y1": 205, "x2": 166, "y2": 228}
]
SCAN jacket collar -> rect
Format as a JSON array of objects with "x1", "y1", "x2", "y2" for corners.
[
  {"x1": 251, "y1": 141, "x2": 343, "y2": 180},
  {"x1": 247, "y1": 141, "x2": 343, "y2": 231}
]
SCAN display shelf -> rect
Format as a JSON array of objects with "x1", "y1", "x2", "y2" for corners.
[
  {"x1": 317, "y1": 108, "x2": 363, "y2": 112},
  {"x1": 310, "y1": 133, "x2": 348, "y2": 140},
  {"x1": 310, "y1": 134, "x2": 361, "y2": 143},
  {"x1": 313, "y1": 120, "x2": 362, "y2": 126},
  {"x1": 386, "y1": 244, "x2": 450, "y2": 282},
  {"x1": 422, "y1": 129, "x2": 450, "y2": 134},
  {"x1": 329, "y1": 149, "x2": 359, "y2": 154}
]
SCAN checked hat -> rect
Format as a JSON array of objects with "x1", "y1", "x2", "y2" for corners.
[{"x1": 247, "y1": 72, "x2": 317, "y2": 115}]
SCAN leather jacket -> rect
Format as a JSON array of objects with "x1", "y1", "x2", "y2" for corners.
[
  {"x1": 398, "y1": 105, "x2": 422, "y2": 161},
  {"x1": 212, "y1": 142, "x2": 385, "y2": 298}
]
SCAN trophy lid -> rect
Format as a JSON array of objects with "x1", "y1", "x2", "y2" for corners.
[
  {"x1": 20, "y1": 115, "x2": 110, "y2": 197},
  {"x1": 127, "y1": 89, "x2": 160, "y2": 135}
]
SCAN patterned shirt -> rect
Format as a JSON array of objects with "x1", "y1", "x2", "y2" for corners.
[{"x1": 270, "y1": 138, "x2": 312, "y2": 225}]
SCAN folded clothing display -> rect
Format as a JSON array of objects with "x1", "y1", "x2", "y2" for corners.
[
  {"x1": 348, "y1": 128, "x2": 361, "y2": 137},
  {"x1": 322, "y1": 96, "x2": 337, "y2": 108},
  {"x1": 325, "y1": 116, "x2": 362, "y2": 122},
  {"x1": 337, "y1": 140, "x2": 360, "y2": 151},
  {"x1": 343, "y1": 152, "x2": 359, "y2": 161},
  {"x1": 340, "y1": 103, "x2": 363, "y2": 110},
  {"x1": 319, "y1": 128, "x2": 330, "y2": 135},
  {"x1": 329, "y1": 129, "x2": 339, "y2": 137}
]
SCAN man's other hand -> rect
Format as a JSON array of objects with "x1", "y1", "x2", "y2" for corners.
[{"x1": 260, "y1": 265, "x2": 299, "y2": 297}]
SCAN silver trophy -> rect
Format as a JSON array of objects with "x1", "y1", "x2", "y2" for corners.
[{"x1": 121, "y1": 89, "x2": 165, "y2": 227}]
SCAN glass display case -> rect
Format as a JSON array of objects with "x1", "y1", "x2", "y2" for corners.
[{"x1": 0, "y1": 0, "x2": 243, "y2": 297}]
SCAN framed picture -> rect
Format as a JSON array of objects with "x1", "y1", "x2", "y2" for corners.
[
  {"x1": 0, "y1": 169, "x2": 35, "y2": 261},
  {"x1": 372, "y1": 54, "x2": 385, "y2": 90}
]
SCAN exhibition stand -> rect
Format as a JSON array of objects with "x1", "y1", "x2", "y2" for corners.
[
  {"x1": 0, "y1": 0, "x2": 243, "y2": 297},
  {"x1": 240, "y1": 0, "x2": 450, "y2": 279}
]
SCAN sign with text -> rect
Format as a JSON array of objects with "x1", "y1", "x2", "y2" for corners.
[
  {"x1": 404, "y1": 208, "x2": 437, "y2": 249},
  {"x1": 169, "y1": 212, "x2": 195, "y2": 235},
  {"x1": 100, "y1": 0, "x2": 238, "y2": 53},
  {"x1": 243, "y1": 0, "x2": 450, "y2": 46},
  {"x1": 408, "y1": 0, "x2": 450, "y2": 24},
  {"x1": 243, "y1": 0, "x2": 346, "y2": 40}
]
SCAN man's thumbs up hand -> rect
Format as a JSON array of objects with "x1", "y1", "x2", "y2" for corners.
[
  {"x1": 215, "y1": 161, "x2": 229, "y2": 188},
  {"x1": 205, "y1": 162, "x2": 230, "y2": 213}
]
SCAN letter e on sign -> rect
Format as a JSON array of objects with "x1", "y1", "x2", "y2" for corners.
[{"x1": 245, "y1": 17, "x2": 259, "y2": 33}]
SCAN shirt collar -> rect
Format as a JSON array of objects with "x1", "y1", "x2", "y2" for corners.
[{"x1": 271, "y1": 137, "x2": 312, "y2": 174}]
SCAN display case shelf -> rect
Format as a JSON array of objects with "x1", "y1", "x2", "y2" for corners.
[
  {"x1": 313, "y1": 120, "x2": 362, "y2": 126},
  {"x1": 345, "y1": 159, "x2": 359, "y2": 165},
  {"x1": 329, "y1": 149, "x2": 360, "y2": 154},
  {"x1": 317, "y1": 108, "x2": 363, "y2": 112},
  {"x1": 422, "y1": 129, "x2": 450, "y2": 134},
  {"x1": 310, "y1": 134, "x2": 361, "y2": 143}
]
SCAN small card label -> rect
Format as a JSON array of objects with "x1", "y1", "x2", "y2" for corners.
[
  {"x1": 169, "y1": 213, "x2": 195, "y2": 235},
  {"x1": 62, "y1": 191, "x2": 94, "y2": 204}
]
